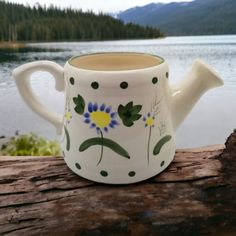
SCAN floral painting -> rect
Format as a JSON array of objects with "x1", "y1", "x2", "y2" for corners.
[
  {"x1": 65, "y1": 91, "x2": 172, "y2": 169},
  {"x1": 73, "y1": 97, "x2": 130, "y2": 166}
]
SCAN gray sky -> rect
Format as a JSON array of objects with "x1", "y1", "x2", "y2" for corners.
[{"x1": 6, "y1": 0, "x2": 193, "y2": 13}]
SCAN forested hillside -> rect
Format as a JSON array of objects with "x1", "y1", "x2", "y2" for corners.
[
  {"x1": 118, "y1": 0, "x2": 236, "y2": 36},
  {"x1": 0, "y1": 1, "x2": 163, "y2": 42}
]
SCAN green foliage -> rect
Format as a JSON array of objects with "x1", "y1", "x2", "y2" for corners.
[
  {"x1": 0, "y1": 1, "x2": 163, "y2": 42},
  {"x1": 118, "y1": 102, "x2": 142, "y2": 127},
  {"x1": 64, "y1": 126, "x2": 70, "y2": 151},
  {"x1": 153, "y1": 135, "x2": 172, "y2": 155},
  {"x1": 0, "y1": 133, "x2": 61, "y2": 156},
  {"x1": 73, "y1": 95, "x2": 85, "y2": 115},
  {"x1": 79, "y1": 137, "x2": 130, "y2": 159}
]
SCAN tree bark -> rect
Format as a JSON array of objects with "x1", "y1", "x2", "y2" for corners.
[{"x1": 0, "y1": 131, "x2": 235, "y2": 236}]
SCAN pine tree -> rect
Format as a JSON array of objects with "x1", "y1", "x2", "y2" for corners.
[{"x1": 0, "y1": 1, "x2": 163, "y2": 42}]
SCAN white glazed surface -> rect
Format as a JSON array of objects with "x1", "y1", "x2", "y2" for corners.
[
  {"x1": 62, "y1": 60, "x2": 175, "y2": 184},
  {"x1": 12, "y1": 53, "x2": 223, "y2": 184}
]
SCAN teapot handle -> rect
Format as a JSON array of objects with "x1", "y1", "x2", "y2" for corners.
[{"x1": 12, "y1": 61, "x2": 65, "y2": 134}]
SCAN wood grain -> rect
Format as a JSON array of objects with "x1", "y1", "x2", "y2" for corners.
[{"x1": 0, "y1": 131, "x2": 235, "y2": 236}]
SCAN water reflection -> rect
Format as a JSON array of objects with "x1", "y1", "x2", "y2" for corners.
[
  {"x1": 0, "y1": 46, "x2": 65, "y2": 62},
  {"x1": 0, "y1": 35, "x2": 236, "y2": 148}
]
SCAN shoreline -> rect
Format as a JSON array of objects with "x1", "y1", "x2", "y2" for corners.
[
  {"x1": 0, "y1": 37, "x2": 166, "y2": 48},
  {"x1": 0, "y1": 34, "x2": 235, "y2": 48},
  {"x1": 0, "y1": 42, "x2": 26, "y2": 49}
]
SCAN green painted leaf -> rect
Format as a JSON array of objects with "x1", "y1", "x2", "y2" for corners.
[
  {"x1": 118, "y1": 104, "x2": 124, "y2": 111},
  {"x1": 79, "y1": 137, "x2": 130, "y2": 159},
  {"x1": 123, "y1": 119, "x2": 134, "y2": 127},
  {"x1": 126, "y1": 101, "x2": 133, "y2": 110},
  {"x1": 132, "y1": 114, "x2": 142, "y2": 121},
  {"x1": 153, "y1": 135, "x2": 172, "y2": 155},
  {"x1": 118, "y1": 102, "x2": 142, "y2": 127},
  {"x1": 131, "y1": 105, "x2": 142, "y2": 114},
  {"x1": 74, "y1": 106, "x2": 84, "y2": 115},
  {"x1": 73, "y1": 94, "x2": 85, "y2": 115},
  {"x1": 118, "y1": 105, "x2": 125, "y2": 118},
  {"x1": 64, "y1": 126, "x2": 70, "y2": 151}
]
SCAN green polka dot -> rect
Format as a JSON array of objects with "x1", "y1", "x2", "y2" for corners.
[
  {"x1": 120, "y1": 81, "x2": 128, "y2": 89},
  {"x1": 166, "y1": 72, "x2": 169, "y2": 79},
  {"x1": 128, "y1": 171, "x2": 136, "y2": 177},
  {"x1": 100, "y1": 170, "x2": 108, "y2": 177},
  {"x1": 152, "y1": 77, "x2": 158, "y2": 84},
  {"x1": 69, "y1": 77, "x2": 74, "y2": 85},
  {"x1": 161, "y1": 161, "x2": 165, "y2": 167},
  {"x1": 91, "y1": 81, "x2": 99, "y2": 89},
  {"x1": 75, "y1": 163, "x2": 81, "y2": 170}
]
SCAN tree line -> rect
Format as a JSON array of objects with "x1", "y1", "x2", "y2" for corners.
[{"x1": 0, "y1": 1, "x2": 164, "y2": 42}]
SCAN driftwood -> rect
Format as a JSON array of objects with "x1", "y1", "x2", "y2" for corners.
[{"x1": 0, "y1": 131, "x2": 235, "y2": 236}]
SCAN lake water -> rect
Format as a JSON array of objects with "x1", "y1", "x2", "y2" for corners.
[{"x1": 0, "y1": 35, "x2": 235, "y2": 148}]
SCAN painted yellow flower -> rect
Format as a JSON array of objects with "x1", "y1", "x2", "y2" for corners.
[
  {"x1": 65, "y1": 98, "x2": 72, "y2": 125},
  {"x1": 143, "y1": 112, "x2": 156, "y2": 164},
  {"x1": 143, "y1": 112, "x2": 155, "y2": 128},
  {"x1": 65, "y1": 111, "x2": 72, "y2": 122},
  {"x1": 84, "y1": 102, "x2": 118, "y2": 134},
  {"x1": 90, "y1": 111, "x2": 110, "y2": 128}
]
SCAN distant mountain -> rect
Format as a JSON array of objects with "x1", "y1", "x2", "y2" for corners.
[
  {"x1": 118, "y1": 0, "x2": 236, "y2": 36},
  {"x1": 107, "y1": 11, "x2": 122, "y2": 19}
]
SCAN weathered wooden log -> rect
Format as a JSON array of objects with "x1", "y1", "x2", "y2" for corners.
[{"x1": 0, "y1": 131, "x2": 235, "y2": 236}]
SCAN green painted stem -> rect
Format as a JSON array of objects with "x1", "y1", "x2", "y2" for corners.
[
  {"x1": 147, "y1": 126, "x2": 152, "y2": 164},
  {"x1": 97, "y1": 130, "x2": 104, "y2": 166},
  {"x1": 79, "y1": 137, "x2": 130, "y2": 158},
  {"x1": 64, "y1": 125, "x2": 70, "y2": 151},
  {"x1": 153, "y1": 135, "x2": 172, "y2": 155}
]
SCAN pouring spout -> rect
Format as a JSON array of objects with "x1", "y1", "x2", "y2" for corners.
[
  {"x1": 171, "y1": 59, "x2": 224, "y2": 131},
  {"x1": 191, "y1": 59, "x2": 224, "y2": 88}
]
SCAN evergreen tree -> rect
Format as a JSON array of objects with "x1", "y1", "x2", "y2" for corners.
[{"x1": 0, "y1": 1, "x2": 164, "y2": 42}]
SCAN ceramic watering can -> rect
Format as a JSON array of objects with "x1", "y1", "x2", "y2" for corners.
[{"x1": 12, "y1": 53, "x2": 223, "y2": 184}]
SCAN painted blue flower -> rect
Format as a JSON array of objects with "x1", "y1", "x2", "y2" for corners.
[{"x1": 83, "y1": 102, "x2": 119, "y2": 134}]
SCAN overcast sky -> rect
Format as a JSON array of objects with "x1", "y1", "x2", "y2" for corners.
[{"x1": 6, "y1": 0, "x2": 193, "y2": 13}]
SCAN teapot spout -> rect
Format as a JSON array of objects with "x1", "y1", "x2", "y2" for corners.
[{"x1": 171, "y1": 59, "x2": 224, "y2": 130}]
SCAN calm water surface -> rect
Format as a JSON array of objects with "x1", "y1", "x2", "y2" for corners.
[{"x1": 0, "y1": 35, "x2": 235, "y2": 148}]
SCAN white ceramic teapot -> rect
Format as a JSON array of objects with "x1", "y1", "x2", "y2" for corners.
[{"x1": 13, "y1": 53, "x2": 223, "y2": 184}]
